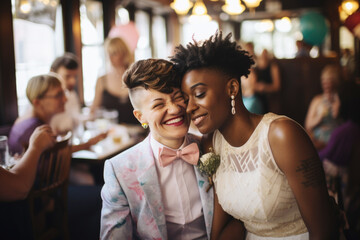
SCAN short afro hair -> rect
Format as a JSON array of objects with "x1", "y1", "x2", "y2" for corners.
[{"x1": 171, "y1": 31, "x2": 254, "y2": 82}]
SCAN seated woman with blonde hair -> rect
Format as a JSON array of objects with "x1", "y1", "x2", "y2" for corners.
[
  {"x1": 305, "y1": 64, "x2": 342, "y2": 150},
  {"x1": 8, "y1": 74, "x2": 67, "y2": 155}
]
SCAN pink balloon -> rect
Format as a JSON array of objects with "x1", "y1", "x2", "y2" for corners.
[
  {"x1": 108, "y1": 22, "x2": 140, "y2": 52},
  {"x1": 345, "y1": 11, "x2": 360, "y2": 32},
  {"x1": 345, "y1": 11, "x2": 360, "y2": 38}
]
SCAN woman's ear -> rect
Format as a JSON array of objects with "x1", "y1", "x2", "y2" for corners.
[
  {"x1": 32, "y1": 98, "x2": 40, "y2": 108},
  {"x1": 226, "y1": 78, "x2": 240, "y2": 97},
  {"x1": 133, "y1": 109, "x2": 144, "y2": 124}
]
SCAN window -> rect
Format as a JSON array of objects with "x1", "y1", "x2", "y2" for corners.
[
  {"x1": 241, "y1": 18, "x2": 300, "y2": 58},
  {"x1": 80, "y1": 0, "x2": 105, "y2": 106},
  {"x1": 135, "y1": 10, "x2": 152, "y2": 60},
  {"x1": 181, "y1": 18, "x2": 219, "y2": 44},
  {"x1": 12, "y1": 0, "x2": 64, "y2": 115},
  {"x1": 152, "y1": 15, "x2": 168, "y2": 59}
]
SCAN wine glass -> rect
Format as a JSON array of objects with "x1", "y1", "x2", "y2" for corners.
[{"x1": 0, "y1": 135, "x2": 10, "y2": 169}]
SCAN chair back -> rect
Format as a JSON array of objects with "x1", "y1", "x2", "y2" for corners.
[{"x1": 27, "y1": 131, "x2": 72, "y2": 240}]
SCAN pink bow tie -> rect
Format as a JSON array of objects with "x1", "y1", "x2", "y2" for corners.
[{"x1": 158, "y1": 143, "x2": 199, "y2": 167}]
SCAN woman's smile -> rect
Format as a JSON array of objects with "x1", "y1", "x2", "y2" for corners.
[{"x1": 163, "y1": 115, "x2": 185, "y2": 126}]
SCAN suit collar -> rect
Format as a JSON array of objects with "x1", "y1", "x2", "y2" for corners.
[
  {"x1": 194, "y1": 166, "x2": 214, "y2": 239},
  {"x1": 137, "y1": 136, "x2": 167, "y2": 239}
]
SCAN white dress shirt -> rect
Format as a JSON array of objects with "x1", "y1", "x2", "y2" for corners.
[
  {"x1": 51, "y1": 90, "x2": 81, "y2": 133},
  {"x1": 150, "y1": 135, "x2": 207, "y2": 240}
]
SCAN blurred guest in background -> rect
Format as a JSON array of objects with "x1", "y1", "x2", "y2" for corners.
[
  {"x1": 241, "y1": 72, "x2": 264, "y2": 115},
  {"x1": 305, "y1": 64, "x2": 342, "y2": 150},
  {"x1": 340, "y1": 48, "x2": 356, "y2": 82},
  {"x1": 49, "y1": 53, "x2": 107, "y2": 153},
  {"x1": 91, "y1": 37, "x2": 137, "y2": 124},
  {"x1": 8, "y1": 74, "x2": 66, "y2": 156},
  {"x1": 253, "y1": 49, "x2": 281, "y2": 113},
  {"x1": 6, "y1": 74, "x2": 103, "y2": 239},
  {"x1": 0, "y1": 125, "x2": 55, "y2": 201},
  {"x1": 7, "y1": 73, "x2": 104, "y2": 185},
  {"x1": 49, "y1": 53, "x2": 107, "y2": 185},
  {"x1": 241, "y1": 42, "x2": 264, "y2": 114},
  {"x1": 318, "y1": 81, "x2": 360, "y2": 205},
  {"x1": 50, "y1": 52, "x2": 82, "y2": 134},
  {"x1": 318, "y1": 81, "x2": 360, "y2": 238},
  {"x1": 295, "y1": 40, "x2": 310, "y2": 58}
]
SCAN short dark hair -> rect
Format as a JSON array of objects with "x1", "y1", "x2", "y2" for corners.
[
  {"x1": 123, "y1": 58, "x2": 180, "y2": 94},
  {"x1": 171, "y1": 31, "x2": 255, "y2": 82},
  {"x1": 50, "y1": 52, "x2": 79, "y2": 72}
]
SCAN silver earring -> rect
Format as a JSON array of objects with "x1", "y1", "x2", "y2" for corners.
[{"x1": 231, "y1": 95, "x2": 236, "y2": 115}]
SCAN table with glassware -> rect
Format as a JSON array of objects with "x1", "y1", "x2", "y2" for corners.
[{"x1": 71, "y1": 121, "x2": 147, "y2": 184}]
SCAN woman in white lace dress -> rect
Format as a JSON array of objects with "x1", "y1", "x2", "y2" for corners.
[{"x1": 171, "y1": 32, "x2": 339, "y2": 240}]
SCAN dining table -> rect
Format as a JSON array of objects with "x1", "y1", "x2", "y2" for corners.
[{"x1": 71, "y1": 123, "x2": 147, "y2": 184}]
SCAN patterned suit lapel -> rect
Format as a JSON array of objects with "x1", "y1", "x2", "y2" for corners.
[
  {"x1": 137, "y1": 137, "x2": 167, "y2": 239},
  {"x1": 194, "y1": 164, "x2": 214, "y2": 239},
  {"x1": 187, "y1": 133, "x2": 214, "y2": 238}
]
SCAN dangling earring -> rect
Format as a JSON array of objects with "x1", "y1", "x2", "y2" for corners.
[
  {"x1": 141, "y1": 123, "x2": 148, "y2": 129},
  {"x1": 231, "y1": 95, "x2": 236, "y2": 115}
]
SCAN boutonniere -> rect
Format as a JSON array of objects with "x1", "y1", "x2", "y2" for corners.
[{"x1": 197, "y1": 147, "x2": 220, "y2": 192}]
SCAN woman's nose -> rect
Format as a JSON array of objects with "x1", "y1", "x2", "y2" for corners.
[
  {"x1": 167, "y1": 102, "x2": 182, "y2": 114},
  {"x1": 186, "y1": 97, "x2": 198, "y2": 115}
]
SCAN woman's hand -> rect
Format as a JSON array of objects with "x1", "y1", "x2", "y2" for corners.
[
  {"x1": 28, "y1": 125, "x2": 56, "y2": 152},
  {"x1": 85, "y1": 131, "x2": 108, "y2": 149}
]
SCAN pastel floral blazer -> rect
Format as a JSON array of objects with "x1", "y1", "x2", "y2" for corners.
[{"x1": 100, "y1": 134, "x2": 214, "y2": 240}]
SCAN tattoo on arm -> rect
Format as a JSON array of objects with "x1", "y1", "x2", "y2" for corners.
[{"x1": 295, "y1": 157, "x2": 323, "y2": 188}]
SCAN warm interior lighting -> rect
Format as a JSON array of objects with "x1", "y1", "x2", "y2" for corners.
[
  {"x1": 222, "y1": 0, "x2": 246, "y2": 15},
  {"x1": 20, "y1": 0, "x2": 32, "y2": 14},
  {"x1": 275, "y1": 16, "x2": 292, "y2": 32},
  {"x1": 243, "y1": 0, "x2": 262, "y2": 8},
  {"x1": 170, "y1": 0, "x2": 262, "y2": 18},
  {"x1": 188, "y1": 14, "x2": 212, "y2": 23},
  {"x1": 339, "y1": 6, "x2": 349, "y2": 22},
  {"x1": 170, "y1": 0, "x2": 193, "y2": 15},
  {"x1": 189, "y1": 0, "x2": 212, "y2": 23},
  {"x1": 255, "y1": 19, "x2": 274, "y2": 32},
  {"x1": 193, "y1": 0, "x2": 207, "y2": 15},
  {"x1": 341, "y1": 0, "x2": 359, "y2": 15}
]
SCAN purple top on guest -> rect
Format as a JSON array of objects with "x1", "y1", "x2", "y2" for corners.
[
  {"x1": 8, "y1": 117, "x2": 44, "y2": 155},
  {"x1": 318, "y1": 120, "x2": 360, "y2": 167}
]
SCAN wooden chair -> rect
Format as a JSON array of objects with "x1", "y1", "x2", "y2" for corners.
[{"x1": 27, "y1": 131, "x2": 72, "y2": 240}]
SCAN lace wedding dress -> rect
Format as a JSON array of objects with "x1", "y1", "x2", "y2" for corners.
[{"x1": 213, "y1": 113, "x2": 309, "y2": 240}]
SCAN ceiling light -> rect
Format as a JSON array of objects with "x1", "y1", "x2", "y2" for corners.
[
  {"x1": 189, "y1": 0, "x2": 212, "y2": 23},
  {"x1": 170, "y1": 0, "x2": 193, "y2": 15},
  {"x1": 243, "y1": 0, "x2": 262, "y2": 9},
  {"x1": 222, "y1": 0, "x2": 246, "y2": 15},
  {"x1": 341, "y1": 0, "x2": 359, "y2": 16}
]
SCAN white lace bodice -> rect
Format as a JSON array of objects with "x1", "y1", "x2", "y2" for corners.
[{"x1": 213, "y1": 113, "x2": 308, "y2": 238}]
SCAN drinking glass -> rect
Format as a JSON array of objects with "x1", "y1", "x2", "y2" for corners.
[{"x1": 0, "y1": 135, "x2": 10, "y2": 168}]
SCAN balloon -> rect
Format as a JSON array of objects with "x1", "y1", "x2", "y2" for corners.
[
  {"x1": 345, "y1": 11, "x2": 360, "y2": 38},
  {"x1": 300, "y1": 12, "x2": 329, "y2": 46},
  {"x1": 108, "y1": 22, "x2": 140, "y2": 52}
]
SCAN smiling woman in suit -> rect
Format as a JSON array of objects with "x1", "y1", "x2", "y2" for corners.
[{"x1": 100, "y1": 59, "x2": 215, "y2": 240}]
